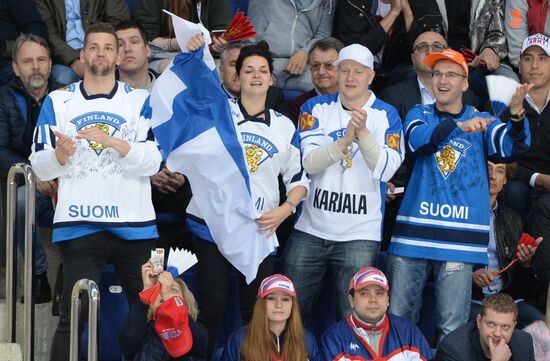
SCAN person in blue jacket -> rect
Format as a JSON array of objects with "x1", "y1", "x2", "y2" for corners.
[{"x1": 222, "y1": 274, "x2": 320, "y2": 361}]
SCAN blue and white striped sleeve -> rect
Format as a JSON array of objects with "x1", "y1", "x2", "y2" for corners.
[
  {"x1": 29, "y1": 95, "x2": 66, "y2": 181},
  {"x1": 485, "y1": 113, "x2": 530, "y2": 163},
  {"x1": 371, "y1": 105, "x2": 404, "y2": 182},
  {"x1": 281, "y1": 128, "x2": 310, "y2": 196},
  {"x1": 404, "y1": 105, "x2": 458, "y2": 156},
  {"x1": 298, "y1": 100, "x2": 327, "y2": 159}
]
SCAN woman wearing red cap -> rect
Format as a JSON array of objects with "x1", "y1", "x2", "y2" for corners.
[{"x1": 222, "y1": 274, "x2": 319, "y2": 361}]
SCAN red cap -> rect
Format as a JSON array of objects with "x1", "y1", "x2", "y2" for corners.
[
  {"x1": 154, "y1": 296, "x2": 193, "y2": 357},
  {"x1": 257, "y1": 274, "x2": 296, "y2": 298},
  {"x1": 424, "y1": 49, "x2": 469, "y2": 76},
  {"x1": 349, "y1": 266, "x2": 389, "y2": 291}
]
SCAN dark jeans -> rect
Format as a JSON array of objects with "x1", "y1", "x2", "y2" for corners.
[
  {"x1": 193, "y1": 236, "x2": 274, "y2": 357},
  {"x1": 15, "y1": 187, "x2": 52, "y2": 274},
  {"x1": 50, "y1": 232, "x2": 155, "y2": 361}
]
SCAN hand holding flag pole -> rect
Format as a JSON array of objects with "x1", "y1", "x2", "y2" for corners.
[{"x1": 148, "y1": 11, "x2": 277, "y2": 284}]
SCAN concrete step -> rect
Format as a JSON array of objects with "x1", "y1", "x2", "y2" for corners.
[
  {"x1": 0, "y1": 342, "x2": 22, "y2": 361},
  {"x1": 0, "y1": 299, "x2": 59, "y2": 361},
  {"x1": 1, "y1": 227, "x2": 61, "y2": 361}
]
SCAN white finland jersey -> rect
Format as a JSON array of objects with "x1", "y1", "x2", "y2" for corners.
[
  {"x1": 186, "y1": 98, "x2": 309, "y2": 241},
  {"x1": 30, "y1": 81, "x2": 162, "y2": 242},
  {"x1": 295, "y1": 92, "x2": 404, "y2": 242}
]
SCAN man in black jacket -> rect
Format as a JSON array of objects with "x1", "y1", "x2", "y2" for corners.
[
  {"x1": 380, "y1": 30, "x2": 481, "y2": 121},
  {"x1": 332, "y1": 0, "x2": 414, "y2": 87},
  {"x1": 470, "y1": 162, "x2": 543, "y2": 328},
  {"x1": 0, "y1": 33, "x2": 59, "y2": 303},
  {"x1": 503, "y1": 33, "x2": 550, "y2": 221},
  {"x1": 436, "y1": 293, "x2": 535, "y2": 361}
]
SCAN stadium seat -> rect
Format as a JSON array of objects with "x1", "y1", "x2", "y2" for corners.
[{"x1": 80, "y1": 264, "x2": 128, "y2": 361}]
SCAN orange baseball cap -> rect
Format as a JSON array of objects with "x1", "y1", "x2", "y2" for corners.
[{"x1": 424, "y1": 49, "x2": 469, "y2": 76}]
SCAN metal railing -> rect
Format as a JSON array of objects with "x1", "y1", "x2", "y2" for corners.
[
  {"x1": 70, "y1": 279, "x2": 100, "y2": 361},
  {"x1": 3, "y1": 163, "x2": 35, "y2": 361}
]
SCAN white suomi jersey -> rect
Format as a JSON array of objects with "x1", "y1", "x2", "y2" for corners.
[
  {"x1": 29, "y1": 81, "x2": 162, "y2": 243},
  {"x1": 186, "y1": 99, "x2": 309, "y2": 242},
  {"x1": 295, "y1": 92, "x2": 404, "y2": 242}
]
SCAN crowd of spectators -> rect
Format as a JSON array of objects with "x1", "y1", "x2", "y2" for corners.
[{"x1": 2, "y1": 0, "x2": 550, "y2": 360}]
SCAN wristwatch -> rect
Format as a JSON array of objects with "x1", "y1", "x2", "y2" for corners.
[
  {"x1": 510, "y1": 108, "x2": 525, "y2": 121},
  {"x1": 284, "y1": 200, "x2": 297, "y2": 215}
]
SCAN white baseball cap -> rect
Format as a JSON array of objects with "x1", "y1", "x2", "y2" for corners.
[
  {"x1": 520, "y1": 33, "x2": 550, "y2": 56},
  {"x1": 333, "y1": 44, "x2": 374, "y2": 70}
]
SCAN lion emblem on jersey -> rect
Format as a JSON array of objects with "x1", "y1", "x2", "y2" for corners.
[
  {"x1": 386, "y1": 133, "x2": 400, "y2": 151},
  {"x1": 88, "y1": 123, "x2": 110, "y2": 151},
  {"x1": 241, "y1": 132, "x2": 279, "y2": 173},
  {"x1": 70, "y1": 112, "x2": 127, "y2": 156},
  {"x1": 245, "y1": 145, "x2": 264, "y2": 172},
  {"x1": 435, "y1": 138, "x2": 472, "y2": 179},
  {"x1": 328, "y1": 128, "x2": 358, "y2": 172},
  {"x1": 299, "y1": 112, "x2": 318, "y2": 131}
]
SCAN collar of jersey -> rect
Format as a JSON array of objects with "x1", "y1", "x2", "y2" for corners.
[
  {"x1": 434, "y1": 103, "x2": 466, "y2": 119},
  {"x1": 238, "y1": 98, "x2": 271, "y2": 126},
  {"x1": 80, "y1": 81, "x2": 118, "y2": 100},
  {"x1": 350, "y1": 312, "x2": 388, "y2": 332}
]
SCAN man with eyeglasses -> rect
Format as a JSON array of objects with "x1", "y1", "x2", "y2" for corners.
[
  {"x1": 379, "y1": 30, "x2": 480, "y2": 249},
  {"x1": 381, "y1": 31, "x2": 480, "y2": 121},
  {"x1": 387, "y1": 48, "x2": 532, "y2": 341},
  {"x1": 288, "y1": 37, "x2": 344, "y2": 123}
]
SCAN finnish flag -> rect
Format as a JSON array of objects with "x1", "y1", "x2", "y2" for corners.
[{"x1": 145, "y1": 13, "x2": 275, "y2": 283}]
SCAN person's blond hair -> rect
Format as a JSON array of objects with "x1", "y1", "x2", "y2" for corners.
[
  {"x1": 147, "y1": 278, "x2": 199, "y2": 321},
  {"x1": 174, "y1": 277, "x2": 199, "y2": 321}
]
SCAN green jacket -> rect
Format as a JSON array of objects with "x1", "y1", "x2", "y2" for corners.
[
  {"x1": 133, "y1": 0, "x2": 230, "y2": 41},
  {"x1": 33, "y1": 0, "x2": 130, "y2": 66}
]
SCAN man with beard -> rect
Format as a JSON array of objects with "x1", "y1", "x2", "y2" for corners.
[
  {"x1": 29, "y1": 22, "x2": 162, "y2": 361},
  {"x1": 0, "y1": 33, "x2": 58, "y2": 303}
]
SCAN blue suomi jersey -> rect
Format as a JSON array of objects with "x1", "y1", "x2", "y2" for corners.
[{"x1": 389, "y1": 104, "x2": 530, "y2": 264}]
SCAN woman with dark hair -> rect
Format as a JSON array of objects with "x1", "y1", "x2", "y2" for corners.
[
  {"x1": 184, "y1": 35, "x2": 309, "y2": 357},
  {"x1": 222, "y1": 274, "x2": 319, "y2": 361}
]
